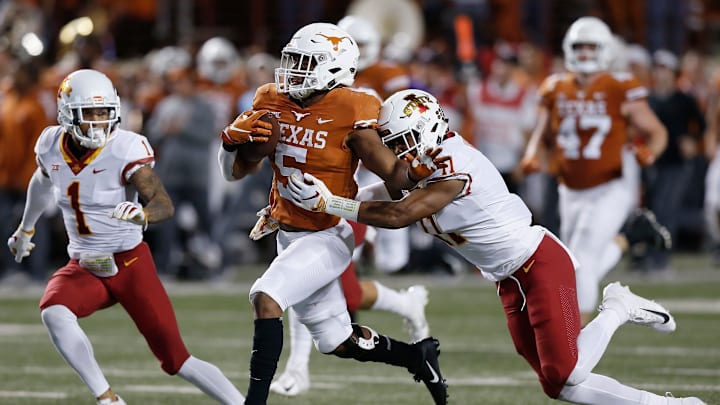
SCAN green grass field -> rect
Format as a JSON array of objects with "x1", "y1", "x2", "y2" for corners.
[{"x1": 1, "y1": 254, "x2": 718, "y2": 405}]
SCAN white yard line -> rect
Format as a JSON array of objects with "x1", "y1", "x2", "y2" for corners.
[
  {"x1": 0, "y1": 323, "x2": 46, "y2": 336},
  {"x1": 0, "y1": 390, "x2": 66, "y2": 399}
]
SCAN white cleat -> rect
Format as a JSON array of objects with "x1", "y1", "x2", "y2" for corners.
[
  {"x1": 599, "y1": 282, "x2": 676, "y2": 333},
  {"x1": 269, "y1": 369, "x2": 310, "y2": 397},
  {"x1": 403, "y1": 285, "x2": 430, "y2": 342},
  {"x1": 97, "y1": 395, "x2": 126, "y2": 405},
  {"x1": 665, "y1": 392, "x2": 707, "y2": 404}
]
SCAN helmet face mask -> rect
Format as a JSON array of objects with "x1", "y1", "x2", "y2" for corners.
[
  {"x1": 562, "y1": 17, "x2": 614, "y2": 74},
  {"x1": 57, "y1": 69, "x2": 121, "y2": 149},
  {"x1": 275, "y1": 22, "x2": 359, "y2": 100},
  {"x1": 378, "y1": 89, "x2": 449, "y2": 159}
]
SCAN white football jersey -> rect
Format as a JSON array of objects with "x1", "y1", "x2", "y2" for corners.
[
  {"x1": 35, "y1": 126, "x2": 155, "y2": 258},
  {"x1": 416, "y1": 133, "x2": 545, "y2": 281}
]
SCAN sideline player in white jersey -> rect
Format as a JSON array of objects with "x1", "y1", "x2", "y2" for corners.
[
  {"x1": 6, "y1": 69, "x2": 245, "y2": 405},
  {"x1": 285, "y1": 88, "x2": 706, "y2": 405}
]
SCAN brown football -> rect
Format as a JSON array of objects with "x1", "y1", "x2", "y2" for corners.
[{"x1": 238, "y1": 112, "x2": 280, "y2": 162}]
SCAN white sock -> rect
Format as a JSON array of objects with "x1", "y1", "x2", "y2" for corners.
[
  {"x1": 284, "y1": 307, "x2": 312, "y2": 373},
  {"x1": 40, "y1": 305, "x2": 110, "y2": 397},
  {"x1": 559, "y1": 373, "x2": 644, "y2": 404},
  {"x1": 570, "y1": 308, "x2": 625, "y2": 384},
  {"x1": 177, "y1": 356, "x2": 245, "y2": 405},
  {"x1": 370, "y1": 281, "x2": 409, "y2": 317}
]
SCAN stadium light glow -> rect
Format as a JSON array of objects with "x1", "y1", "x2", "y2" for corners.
[
  {"x1": 59, "y1": 17, "x2": 94, "y2": 44},
  {"x1": 21, "y1": 32, "x2": 44, "y2": 56}
]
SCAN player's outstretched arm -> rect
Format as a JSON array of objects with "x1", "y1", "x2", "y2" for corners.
[{"x1": 286, "y1": 172, "x2": 464, "y2": 228}]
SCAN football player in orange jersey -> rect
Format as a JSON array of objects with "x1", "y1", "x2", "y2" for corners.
[
  {"x1": 266, "y1": 15, "x2": 428, "y2": 398},
  {"x1": 520, "y1": 17, "x2": 668, "y2": 325},
  {"x1": 217, "y1": 22, "x2": 448, "y2": 405}
]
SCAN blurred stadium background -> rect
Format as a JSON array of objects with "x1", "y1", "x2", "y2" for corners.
[{"x1": 1, "y1": 0, "x2": 720, "y2": 404}]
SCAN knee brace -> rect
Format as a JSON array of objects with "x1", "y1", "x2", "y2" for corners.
[{"x1": 332, "y1": 323, "x2": 380, "y2": 361}]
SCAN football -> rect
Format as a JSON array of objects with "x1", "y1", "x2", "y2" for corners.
[{"x1": 238, "y1": 112, "x2": 280, "y2": 162}]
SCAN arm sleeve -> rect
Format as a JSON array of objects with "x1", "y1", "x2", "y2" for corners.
[
  {"x1": 217, "y1": 142, "x2": 238, "y2": 181},
  {"x1": 19, "y1": 168, "x2": 53, "y2": 230}
]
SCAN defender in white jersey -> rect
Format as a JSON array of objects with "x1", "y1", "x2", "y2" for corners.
[
  {"x1": 286, "y1": 89, "x2": 706, "y2": 405},
  {"x1": 6, "y1": 69, "x2": 245, "y2": 405}
]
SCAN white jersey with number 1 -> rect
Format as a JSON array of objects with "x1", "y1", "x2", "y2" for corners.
[
  {"x1": 415, "y1": 133, "x2": 549, "y2": 281},
  {"x1": 34, "y1": 126, "x2": 155, "y2": 258}
]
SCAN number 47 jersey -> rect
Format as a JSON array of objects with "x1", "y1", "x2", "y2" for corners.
[
  {"x1": 539, "y1": 71, "x2": 648, "y2": 190},
  {"x1": 34, "y1": 126, "x2": 155, "y2": 258}
]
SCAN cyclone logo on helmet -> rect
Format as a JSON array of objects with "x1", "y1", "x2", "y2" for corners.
[
  {"x1": 402, "y1": 93, "x2": 432, "y2": 117},
  {"x1": 58, "y1": 77, "x2": 72, "y2": 99}
]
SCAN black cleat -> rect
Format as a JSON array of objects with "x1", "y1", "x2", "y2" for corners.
[
  {"x1": 625, "y1": 208, "x2": 672, "y2": 251},
  {"x1": 410, "y1": 337, "x2": 448, "y2": 405}
]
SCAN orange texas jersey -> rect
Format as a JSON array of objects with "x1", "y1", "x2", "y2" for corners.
[
  {"x1": 539, "y1": 71, "x2": 648, "y2": 190},
  {"x1": 354, "y1": 61, "x2": 411, "y2": 100},
  {"x1": 253, "y1": 83, "x2": 381, "y2": 231}
]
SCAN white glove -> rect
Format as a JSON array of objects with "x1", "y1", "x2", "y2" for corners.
[
  {"x1": 249, "y1": 205, "x2": 279, "y2": 240},
  {"x1": 109, "y1": 202, "x2": 148, "y2": 229},
  {"x1": 287, "y1": 173, "x2": 360, "y2": 221},
  {"x1": 7, "y1": 227, "x2": 35, "y2": 263},
  {"x1": 287, "y1": 173, "x2": 333, "y2": 212}
]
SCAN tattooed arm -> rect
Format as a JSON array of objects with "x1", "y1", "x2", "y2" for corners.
[{"x1": 128, "y1": 166, "x2": 174, "y2": 223}]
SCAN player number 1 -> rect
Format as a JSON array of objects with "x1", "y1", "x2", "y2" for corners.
[{"x1": 67, "y1": 181, "x2": 92, "y2": 235}]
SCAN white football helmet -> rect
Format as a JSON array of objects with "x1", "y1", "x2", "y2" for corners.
[
  {"x1": 275, "y1": 22, "x2": 359, "y2": 100},
  {"x1": 147, "y1": 46, "x2": 191, "y2": 77},
  {"x1": 562, "y1": 17, "x2": 614, "y2": 73},
  {"x1": 378, "y1": 89, "x2": 448, "y2": 158},
  {"x1": 57, "y1": 69, "x2": 121, "y2": 149},
  {"x1": 197, "y1": 37, "x2": 240, "y2": 84},
  {"x1": 338, "y1": 15, "x2": 381, "y2": 71}
]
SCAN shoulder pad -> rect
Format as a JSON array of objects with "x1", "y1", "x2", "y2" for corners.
[{"x1": 34, "y1": 126, "x2": 62, "y2": 155}]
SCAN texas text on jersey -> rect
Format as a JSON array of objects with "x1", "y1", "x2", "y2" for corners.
[
  {"x1": 538, "y1": 71, "x2": 647, "y2": 189},
  {"x1": 252, "y1": 83, "x2": 381, "y2": 231}
]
